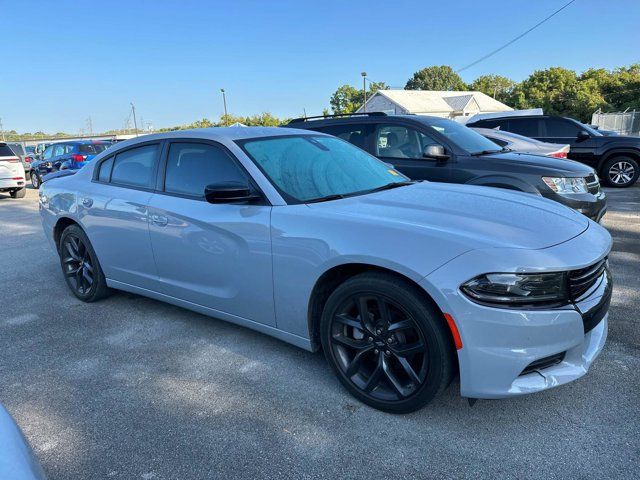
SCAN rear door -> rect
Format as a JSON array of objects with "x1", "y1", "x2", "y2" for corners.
[
  {"x1": 372, "y1": 123, "x2": 451, "y2": 182},
  {"x1": 147, "y1": 140, "x2": 275, "y2": 326},
  {"x1": 80, "y1": 142, "x2": 162, "y2": 290}
]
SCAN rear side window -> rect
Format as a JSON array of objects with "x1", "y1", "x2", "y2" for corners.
[
  {"x1": 314, "y1": 124, "x2": 370, "y2": 150},
  {"x1": 98, "y1": 156, "x2": 114, "y2": 182},
  {"x1": 164, "y1": 142, "x2": 247, "y2": 197},
  {"x1": 80, "y1": 144, "x2": 108, "y2": 154},
  {"x1": 111, "y1": 144, "x2": 159, "y2": 188},
  {"x1": 508, "y1": 118, "x2": 541, "y2": 137}
]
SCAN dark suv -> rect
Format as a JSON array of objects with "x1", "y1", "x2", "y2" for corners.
[
  {"x1": 288, "y1": 113, "x2": 607, "y2": 221},
  {"x1": 467, "y1": 114, "x2": 640, "y2": 188}
]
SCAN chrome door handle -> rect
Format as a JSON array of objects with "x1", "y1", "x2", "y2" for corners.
[
  {"x1": 151, "y1": 214, "x2": 168, "y2": 226},
  {"x1": 81, "y1": 197, "x2": 93, "y2": 208}
]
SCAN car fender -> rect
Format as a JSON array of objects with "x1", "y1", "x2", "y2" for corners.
[{"x1": 464, "y1": 175, "x2": 541, "y2": 195}]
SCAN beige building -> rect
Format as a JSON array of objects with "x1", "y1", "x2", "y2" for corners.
[{"x1": 356, "y1": 90, "x2": 513, "y2": 120}]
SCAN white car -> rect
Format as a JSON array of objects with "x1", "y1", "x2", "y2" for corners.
[{"x1": 0, "y1": 143, "x2": 26, "y2": 199}]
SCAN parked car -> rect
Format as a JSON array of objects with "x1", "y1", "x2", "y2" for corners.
[
  {"x1": 288, "y1": 113, "x2": 606, "y2": 222},
  {"x1": 471, "y1": 127, "x2": 570, "y2": 158},
  {"x1": 0, "y1": 403, "x2": 46, "y2": 479},
  {"x1": 467, "y1": 114, "x2": 640, "y2": 187},
  {"x1": 0, "y1": 143, "x2": 26, "y2": 198},
  {"x1": 30, "y1": 141, "x2": 110, "y2": 189},
  {"x1": 40, "y1": 128, "x2": 612, "y2": 412},
  {"x1": 6, "y1": 142, "x2": 32, "y2": 179}
]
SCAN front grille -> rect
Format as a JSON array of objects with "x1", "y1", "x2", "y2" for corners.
[
  {"x1": 568, "y1": 258, "x2": 607, "y2": 300},
  {"x1": 520, "y1": 352, "x2": 566, "y2": 376},
  {"x1": 585, "y1": 173, "x2": 600, "y2": 194}
]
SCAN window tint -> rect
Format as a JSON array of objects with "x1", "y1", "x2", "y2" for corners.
[
  {"x1": 111, "y1": 144, "x2": 159, "y2": 188},
  {"x1": 98, "y1": 157, "x2": 114, "y2": 182},
  {"x1": 0, "y1": 145, "x2": 16, "y2": 156},
  {"x1": 315, "y1": 124, "x2": 369, "y2": 150},
  {"x1": 544, "y1": 118, "x2": 580, "y2": 137},
  {"x1": 508, "y1": 118, "x2": 540, "y2": 137},
  {"x1": 53, "y1": 144, "x2": 66, "y2": 156},
  {"x1": 43, "y1": 146, "x2": 54, "y2": 159},
  {"x1": 375, "y1": 125, "x2": 441, "y2": 159},
  {"x1": 164, "y1": 142, "x2": 247, "y2": 197},
  {"x1": 79, "y1": 144, "x2": 108, "y2": 154}
]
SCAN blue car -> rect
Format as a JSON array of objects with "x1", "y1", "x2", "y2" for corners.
[{"x1": 30, "y1": 141, "x2": 110, "y2": 189}]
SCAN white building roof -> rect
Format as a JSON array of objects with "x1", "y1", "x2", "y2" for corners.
[{"x1": 357, "y1": 90, "x2": 513, "y2": 114}]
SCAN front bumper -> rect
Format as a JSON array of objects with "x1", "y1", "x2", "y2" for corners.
[
  {"x1": 543, "y1": 190, "x2": 607, "y2": 222},
  {"x1": 420, "y1": 223, "x2": 612, "y2": 399}
]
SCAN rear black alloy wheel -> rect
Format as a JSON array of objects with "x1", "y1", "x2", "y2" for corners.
[
  {"x1": 321, "y1": 273, "x2": 454, "y2": 413},
  {"x1": 62, "y1": 234, "x2": 94, "y2": 295},
  {"x1": 59, "y1": 225, "x2": 111, "y2": 302}
]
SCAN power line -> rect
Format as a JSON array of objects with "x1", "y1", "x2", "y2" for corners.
[{"x1": 457, "y1": 0, "x2": 578, "y2": 73}]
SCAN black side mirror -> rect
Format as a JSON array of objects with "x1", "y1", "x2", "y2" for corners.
[
  {"x1": 204, "y1": 182, "x2": 259, "y2": 204},
  {"x1": 577, "y1": 130, "x2": 590, "y2": 140},
  {"x1": 423, "y1": 144, "x2": 449, "y2": 162}
]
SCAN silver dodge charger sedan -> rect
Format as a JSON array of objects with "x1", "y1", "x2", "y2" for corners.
[{"x1": 39, "y1": 127, "x2": 613, "y2": 412}]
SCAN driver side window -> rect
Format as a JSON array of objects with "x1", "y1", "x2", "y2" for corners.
[
  {"x1": 375, "y1": 125, "x2": 440, "y2": 159},
  {"x1": 43, "y1": 146, "x2": 54, "y2": 159}
]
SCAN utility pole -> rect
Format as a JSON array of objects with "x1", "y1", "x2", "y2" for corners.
[
  {"x1": 0, "y1": 118, "x2": 5, "y2": 141},
  {"x1": 220, "y1": 88, "x2": 228, "y2": 125},
  {"x1": 131, "y1": 103, "x2": 139, "y2": 136},
  {"x1": 361, "y1": 72, "x2": 367, "y2": 112}
]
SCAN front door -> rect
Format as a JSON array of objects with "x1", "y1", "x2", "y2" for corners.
[
  {"x1": 372, "y1": 124, "x2": 451, "y2": 182},
  {"x1": 147, "y1": 140, "x2": 275, "y2": 326},
  {"x1": 538, "y1": 117, "x2": 599, "y2": 168}
]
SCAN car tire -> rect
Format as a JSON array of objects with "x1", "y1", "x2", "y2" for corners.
[
  {"x1": 31, "y1": 173, "x2": 41, "y2": 189},
  {"x1": 601, "y1": 156, "x2": 639, "y2": 188},
  {"x1": 320, "y1": 272, "x2": 455, "y2": 413},
  {"x1": 9, "y1": 187, "x2": 26, "y2": 199},
  {"x1": 59, "y1": 224, "x2": 112, "y2": 302}
]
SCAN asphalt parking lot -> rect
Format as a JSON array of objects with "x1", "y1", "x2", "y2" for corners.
[{"x1": 1, "y1": 186, "x2": 638, "y2": 480}]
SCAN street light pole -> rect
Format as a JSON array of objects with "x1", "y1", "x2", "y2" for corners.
[
  {"x1": 0, "y1": 118, "x2": 5, "y2": 141},
  {"x1": 361, "y1": 72, "x2": 367, "y2": 112},
  {"x1": 220, "y1": 88, "x2": 228, "y2": 125},
  {"x1": 131, "y1": 103, "x2": 139, "y2": 137}
]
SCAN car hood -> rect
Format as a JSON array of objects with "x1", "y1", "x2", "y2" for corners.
[
  {"x1": 480, "y1": 151, "x2": 595, "y2": 176},
  {"x1": 307, "y1": 182, "x2": 589, "y2": 250}
]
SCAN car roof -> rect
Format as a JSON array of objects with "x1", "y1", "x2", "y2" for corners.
[
  {"x1": 114, "y1": 126, "x2": 318, "y2": 144},
  {"x1": 288, "y1": 113, "x2": 448, "y2": 128}
]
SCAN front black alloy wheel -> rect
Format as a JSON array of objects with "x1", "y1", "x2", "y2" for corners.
[
  {"x1": 321, "y1": 272, "x2": 455, "y2": 413},
  {"x1": 59, "y1": 225, "x2": 111, "y2": 302}
]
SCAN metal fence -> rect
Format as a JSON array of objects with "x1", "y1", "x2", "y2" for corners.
[{"x1": 591, "y1": 109, "x2": 640, "y2": 136}]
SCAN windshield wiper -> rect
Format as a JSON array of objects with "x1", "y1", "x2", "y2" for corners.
[
  {"x1": 470, "y1": 149, "x2": 503, "y2": 156},
  {"x1": 305, "y1": 194, "x2": 346, "y2": 203},
  {"x1": 366, "y1": 181, "x2": 415, "y2": 194}
]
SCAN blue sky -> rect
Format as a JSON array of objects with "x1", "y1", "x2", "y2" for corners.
[{"x1": 2, "y1": 0, "x2": 639, "y2": 133}]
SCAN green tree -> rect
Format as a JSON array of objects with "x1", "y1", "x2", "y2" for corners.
[
  {"x1": 602, "y1": 64, "x2": 640, "y2": 111},
  {"x1": 329, "y1": 82, "x2": 388, "y2": 114},
  {"x1": 470, "y1": 74, "x2": 516, "y2": 104},
  {"x1": 405, "y1": 65, "x2": 467, "y2": 91}
]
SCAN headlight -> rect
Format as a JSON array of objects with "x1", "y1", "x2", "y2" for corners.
[
  {"x1": 542, "y1": 177, "x2": 588, "y2": 194},
  {"x1": 461, "y1": 272, "x2": 568, "y2": 307}
]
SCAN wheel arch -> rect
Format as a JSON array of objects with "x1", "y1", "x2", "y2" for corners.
[
  {"x1": 306, "y1": 262, "x2": 459, "y2": 370},
  {"x1": 598, "y1": 148, "x2": 640, "y2": 172},
  {"x1": 53, "y1": 216, "x2": 82, "y2": 252}
]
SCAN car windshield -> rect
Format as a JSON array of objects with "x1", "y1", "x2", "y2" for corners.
[
  {"x1": 576, "y1": 120, "x2": 603, "y2": 136},
  {"x1": 239, "y1": 135, "x2": 411, "y2": 203},
  {"x1": 424, "y1": 118, "x2": 503, "y2": 155}
]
